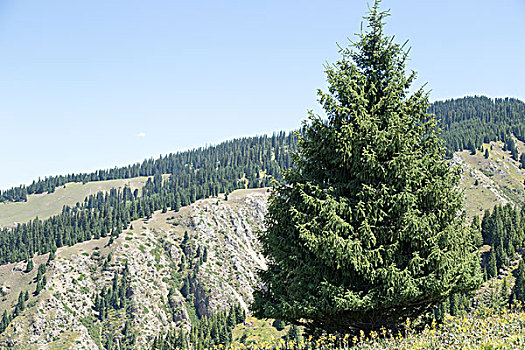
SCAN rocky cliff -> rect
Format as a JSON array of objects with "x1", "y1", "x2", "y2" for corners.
[{"x1": 0, "y1": 188, "x2": 269, "y2": 349}]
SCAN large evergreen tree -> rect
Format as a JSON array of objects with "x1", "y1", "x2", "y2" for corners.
[{"x1": 252, "y1": 0, "x2": 481, "y2": 334}]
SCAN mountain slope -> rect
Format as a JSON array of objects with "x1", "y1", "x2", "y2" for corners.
[
  {"x1": 0, "y1": 96, "x2": 524, "y2": 348},
  {"x1": 457, "y1": 138, "x2": 525, "y2": 218},
  {"x1": 1, "y1": 96, "x2": 523, "y2": 206},
  {"x1": 0, "y1": 188, "x2": 268, "y2": 349},
  {"x1": 0, "y1": 177, "x2": 149, "y2": 227}
]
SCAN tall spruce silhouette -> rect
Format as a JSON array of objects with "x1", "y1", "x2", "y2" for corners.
[{"x1": 252, "y1": 0, "x2": 481, "y2": 334}]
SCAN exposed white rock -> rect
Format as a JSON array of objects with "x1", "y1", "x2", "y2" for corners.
[{"x1": 0, "y1": 188, "x2": 270, "y2": 349}]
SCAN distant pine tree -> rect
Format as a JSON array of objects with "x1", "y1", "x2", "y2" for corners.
[
  {"x1": 471, "y1": 216, "x2": 483, "y2": 247},
  {"x1": 486, "y1": 249, "x2": 498, "y2": 278},
  {"x1": 25, "y1": 259, "x2": 33, "y2": 273},
  {"x1": 468, "y1": 139, "x2": 476, "y2": 155},
  {"x1": 286, "y1": 325, "x2": 301, "y2": 343},
  {"x1": 272, "y1": 319, "x2": 285, "y2": 331},
  {"x1": 513, "y1": 259, "x2": 525, "y2": 302}
]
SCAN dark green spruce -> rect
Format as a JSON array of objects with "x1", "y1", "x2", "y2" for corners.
[{"x1": 252, "y1": 1, "x2": 482, "y2": 334}]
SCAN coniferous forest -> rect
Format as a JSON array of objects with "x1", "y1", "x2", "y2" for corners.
[
  {"x1": 430, "y1": 96, "x2": 525, "y2": 157},
  {"x1": 0, "y1": 133, "x2": 297, "y2": 264}
]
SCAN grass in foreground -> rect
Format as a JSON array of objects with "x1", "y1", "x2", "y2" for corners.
[{"x1": 225, "y1": 308, "x2": 525, "y2": 350}]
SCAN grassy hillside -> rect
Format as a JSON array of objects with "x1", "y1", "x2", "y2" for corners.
[
  {"x1": 457, "y1": 139, "x2": 525, "y2": 218},
  {"x1": 2, "y1": 139, "x2": 522, "y2": 229},
  {"x1": 227, "y1": 310, "x2": 525, "y2": 349},
  {"x1": 0, "y1": 254, "x2": 49, "y2": 315},
  {"x1": 0, "y1": 177, "x2": 149, "y2": 227}
]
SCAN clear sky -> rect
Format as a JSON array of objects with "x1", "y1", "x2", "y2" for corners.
[{"x1": 0, "y1": 0, "x2": 523, "y2": 189}]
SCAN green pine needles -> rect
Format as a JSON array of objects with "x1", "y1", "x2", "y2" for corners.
[{"x1": 252, "y1": 0, "x2": 481, "y2": 334}]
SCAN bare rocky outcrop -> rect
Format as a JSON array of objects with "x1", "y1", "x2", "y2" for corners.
[
  {"x1": 0, "y1": 248, "x2": 102, "y2": 349},
  {"x1": 187, "y1": 189, "x2": 268, "y2": 316}
]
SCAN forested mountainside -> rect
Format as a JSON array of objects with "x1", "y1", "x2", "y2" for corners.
[
  {"x1": 0, "y1": 133, "x2": 296, "y2": 264},
  {"x1": 431, "y1": 96, "x2": 525, "y2": 156},
  {"x1": 2, "y1": 96, "x2": 525, "y2": 204},
  {"x1": 1, "y1": 96, "x2": 524, "y2": 265},
  {"x1": 0, "y1": 133, "x2": 297, "y2": 203}
]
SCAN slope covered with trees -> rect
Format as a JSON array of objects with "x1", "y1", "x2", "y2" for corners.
[
  {"x1": 0, "y1": 104, "x2": 524, "y2": 345},
  {"x1": 431, "y1": 96, "x2": 525, "y2": 157},
  {"x1": 0, "y1": 133, "x2": 297, "y2": 264},
  {"x1": 0, "y1": 133, "x2": 296, "y2": 203},
  {"x1": 2, "y1": 94, "x2": 522, "y2": 265},
  {"x1": 2, "y1": 97, "x2": 525, "y2": 205}
]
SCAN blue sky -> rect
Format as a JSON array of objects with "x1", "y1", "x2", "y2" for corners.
[{"x1": 0, "y1": 0, "x2": 523, "y2": 189}]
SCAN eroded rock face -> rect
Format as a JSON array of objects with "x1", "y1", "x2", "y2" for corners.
[
  {"x1": 0, "y1": 188, "x2": 269, "y2": 349},
  {"x1": 0, "y1": 251, "x2": 102, "y2": 349},
  {"x1": 187, "y1": 189, "x2": 268, "y2": 317}
]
